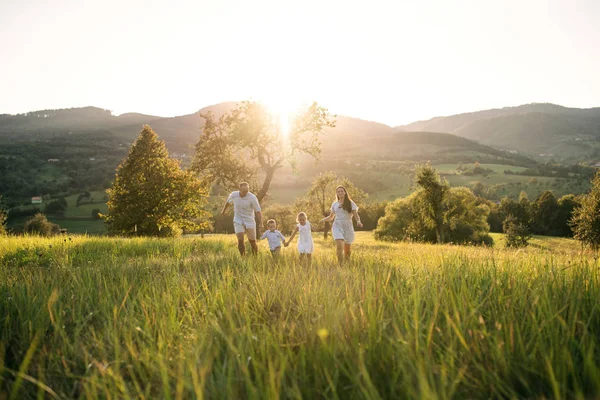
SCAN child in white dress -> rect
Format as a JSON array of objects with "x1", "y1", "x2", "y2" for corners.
[{"x1": 285, "y1": 212, "x2": 314, "y2": 264}]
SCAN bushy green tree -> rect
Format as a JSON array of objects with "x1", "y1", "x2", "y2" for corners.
[
  {"x1": 294, "y1": 172, "x2": 367, "y2": 239},
  {"x1": 531, "y1": 190, "x2": 559, "y2": 235},
  {"x1": 192, "y1": 101, "x2": 335, "y2": 202},
  {"x1": 360, "y1": 201, "x2": 389, "y2": 231},
  {"x1": 23, "y1": 213, "x2": 60, "y2": 236},
  {"x1": 556, "y1": 194, "x2": 580, "y2": 237},
  {"x1": 375, "y1": 187, "x2": 492, "y2": 245},
  {"x1": 503, "y1": 215, "x2": 531, "y2": 248},
  {"x1": 104, "y1": 125, "x2": 211, "y2": 237},
  {"x1": 44, "y1": 197, "x2": 67, "y2": 215},
  {"x1": 415, "y1": 164, "x2": 450, "y2": 243},
  {"x1": 571, "y1": 172, "x2": 600, "y2": 251},
  {"x1": 499, "y1": 192, "x2": 532, "y2": 232}
]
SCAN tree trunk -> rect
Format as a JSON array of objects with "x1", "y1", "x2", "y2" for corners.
[
  {"x1": 256, "y1": 166, "x2": 276, "y2": 203},
  {"x1": 323, "y1": 221, "x2": 330, "y2": 240},
  {"x1": 435, "y1": 216, "x2": 444, "y2": 244}
]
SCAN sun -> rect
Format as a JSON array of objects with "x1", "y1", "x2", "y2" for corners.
[{"x1": 258, "y1": 95, "x2": 304, "y2": 140}]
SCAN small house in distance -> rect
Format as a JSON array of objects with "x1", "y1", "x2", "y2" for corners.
[
  {"x1": 48, "y1": 158, "x2": 59, "y2": 163},
  {"x1": 32, "y1": 197, "x2": 42, "y2": 204}
]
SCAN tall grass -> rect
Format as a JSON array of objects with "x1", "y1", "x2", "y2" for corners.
[{"x1": 1, "y1": 233, "x2": 599, "y2": 399}]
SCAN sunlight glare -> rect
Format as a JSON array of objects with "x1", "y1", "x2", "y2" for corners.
[{"x1": 259, "y1": 94, "x2": 303, "y2": 141}]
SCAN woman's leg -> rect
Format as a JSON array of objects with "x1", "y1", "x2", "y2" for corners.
[
  {"x1": 344, "y1": 243, "x2": 352, "y2": 260},
  {"x1": 335, "y1": 239, "x2": 345, "y2": 264}
]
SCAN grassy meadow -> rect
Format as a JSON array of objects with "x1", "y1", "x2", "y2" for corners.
[{"x1": 1, "y1": 232, "x2": 600, "y2": 399}]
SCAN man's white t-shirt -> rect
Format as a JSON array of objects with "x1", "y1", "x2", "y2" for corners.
[{"x1": 227, "y1": 191, "x2": 261, "y2": 227}]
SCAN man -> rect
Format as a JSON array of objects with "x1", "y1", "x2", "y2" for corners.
[{"x1": 221, "y1": 182, "x2": 263, "y2": 255}]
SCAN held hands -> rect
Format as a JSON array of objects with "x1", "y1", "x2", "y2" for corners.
[
  {"x1": 284, "y1": 241, "x2": 289, "y2": 247},
  {"x1": 357, "y1": 221, "x2": 363, "y2": 228}
]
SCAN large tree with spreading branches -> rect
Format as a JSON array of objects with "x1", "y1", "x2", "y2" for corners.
[{"x1": 191, "y1": 101, "x2": 336, "y2": 202}]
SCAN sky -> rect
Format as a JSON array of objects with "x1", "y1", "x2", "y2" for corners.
[{"x1": 1, "y1": 0, "x2": 599, "y2": 126}]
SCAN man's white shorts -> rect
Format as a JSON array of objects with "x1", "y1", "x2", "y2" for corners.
[{"x1": 234, "y1": 222, "x2": 257, "y2": 240}]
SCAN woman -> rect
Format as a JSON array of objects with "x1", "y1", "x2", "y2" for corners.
[{"x1": 320, "y1": 185, "x2": 363, "y2": 264}]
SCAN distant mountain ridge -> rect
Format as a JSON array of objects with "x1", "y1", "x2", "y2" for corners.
[
  {"x1": 3, "y1": 101, "x2": 599, "y2": 163},
  {"x1": 398, "y1": 103, "x2": 600, "y2": 161},
  {"x1": 0, "y1": 102, "x2": 533, "y2": 167}
]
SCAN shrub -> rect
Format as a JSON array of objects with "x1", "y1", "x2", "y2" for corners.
[
  {"x1": 23, "y1": 213, "x2": 60, "y2": 236},
  {"x1": 503, "y1": 215, "x2": 531, "y2": 248},
  {"x1": 375, "y1": 187, "x2": 493, "y2": 245}
]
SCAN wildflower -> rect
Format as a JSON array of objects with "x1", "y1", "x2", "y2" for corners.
[{"x1": 317, "y1": 328, "x2": 329, "y2": 341}]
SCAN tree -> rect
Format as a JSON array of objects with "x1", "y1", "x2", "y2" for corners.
[
  {"x1": 0, "y1": 195, "x2": 7, "y2": 235},
  {"x1": 44, "y1": 198, "x2": 67, "y2": 215},
  {"x1": 571, "y1": 171, "x2": 600, "y2": 251},
  {"x1": 360, "y1": 201, "x2": 389, "y2": 231},
  {"x1": 498, "y1": 192, "x2": 532, "y2": 231},
  {"x1": 295, "y1": 172, "x2": 367, "y2": 239},
  {"x1": 262, "y1": 204, "x2": 296, "y2": 234},
  {"x1": 192, "y1": 101, "x2": 335, "y2": 202},
  {"x1": 556, "y1": 194, "x2": 580, "y2": 237},
  {"x1": 415, "y1": 164, "x2": 450, "y2": 243},
  {"x1": 471, "y1": 181, "x2": 486, "y2": 198},
  {"x1": 91, "y1": 208, "x2": 101, "y2": 220},
  {"x1": 531, "y1": 190, "x2": 558, "y2": 235},
  {"x1": 23, "y1": 213, "x2": 60, "y2": 236},
  {"x1": 104, "y1": 125, "x2": 211, "y2": 237},
  {"x1": 375, "y1": 187, "x2": 492, "y2": 245},
  {"x1": 503, "y1": 215, "x2": 531, "y2": 248}
]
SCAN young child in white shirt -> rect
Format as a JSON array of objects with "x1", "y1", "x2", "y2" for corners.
[{"x1": 260, "y1": 219, "x2": 287, "y2": 259}]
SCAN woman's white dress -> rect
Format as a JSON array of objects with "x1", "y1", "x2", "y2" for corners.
[
  {"x1": 297, "y1": 221, "x2": 314, "y2": 254},
  {"x1": 331, "y1": 200, "x2": 358, "y2": 244}
]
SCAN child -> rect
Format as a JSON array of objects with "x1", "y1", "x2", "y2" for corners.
[
  {"x1": 260, "y1": 219, "x2": 287, "y2": 259},
  {"x1": 285, "y1": 212, "x2": 314, "y2": 264}
]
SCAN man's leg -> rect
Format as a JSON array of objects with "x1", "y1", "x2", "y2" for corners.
[
  {"x1": 247, "y1": 228, "x2": 258, "y2": 255},
  {"x1": 236, "y1": 232, "x2": 246, "y2": 255},
  {"x1": 335, "y1": 239, "x2": 344, "y2": 264}
]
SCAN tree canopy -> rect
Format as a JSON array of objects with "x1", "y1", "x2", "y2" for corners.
[
  {"x1": 571, "y1": 171, "x2": 600, "y2": 251},
  {"x1": 192, "y1": 101, "x2": 335, "y2": 202},
  {"x1": 375, "y1": 186, "x2": 492, "y2": 245},
  {"x1": 104, "y1": 125, "x2": 211, "y2": 237}
]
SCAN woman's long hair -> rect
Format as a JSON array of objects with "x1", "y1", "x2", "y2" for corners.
[{"x1": 336, "y1": 185, "x2": 353, "y2": 214}]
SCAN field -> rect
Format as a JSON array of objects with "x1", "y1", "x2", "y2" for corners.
[
  {"x1": 1, "y1": 232, "x2": 600, "y2": 399},
  {"x1": 267, "y1": 163, "x2": 590, "y2": 203}
]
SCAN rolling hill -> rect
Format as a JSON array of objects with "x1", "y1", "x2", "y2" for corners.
[
  {"x1": 0, "y1": 103, "x2": 529, "y2": 165},
  {"x1": 399, "y1": 103, "x2": 600, "y2": 161},
  {"x1": 0, "y1": 103, "x2": 537, "y2": 208}
]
